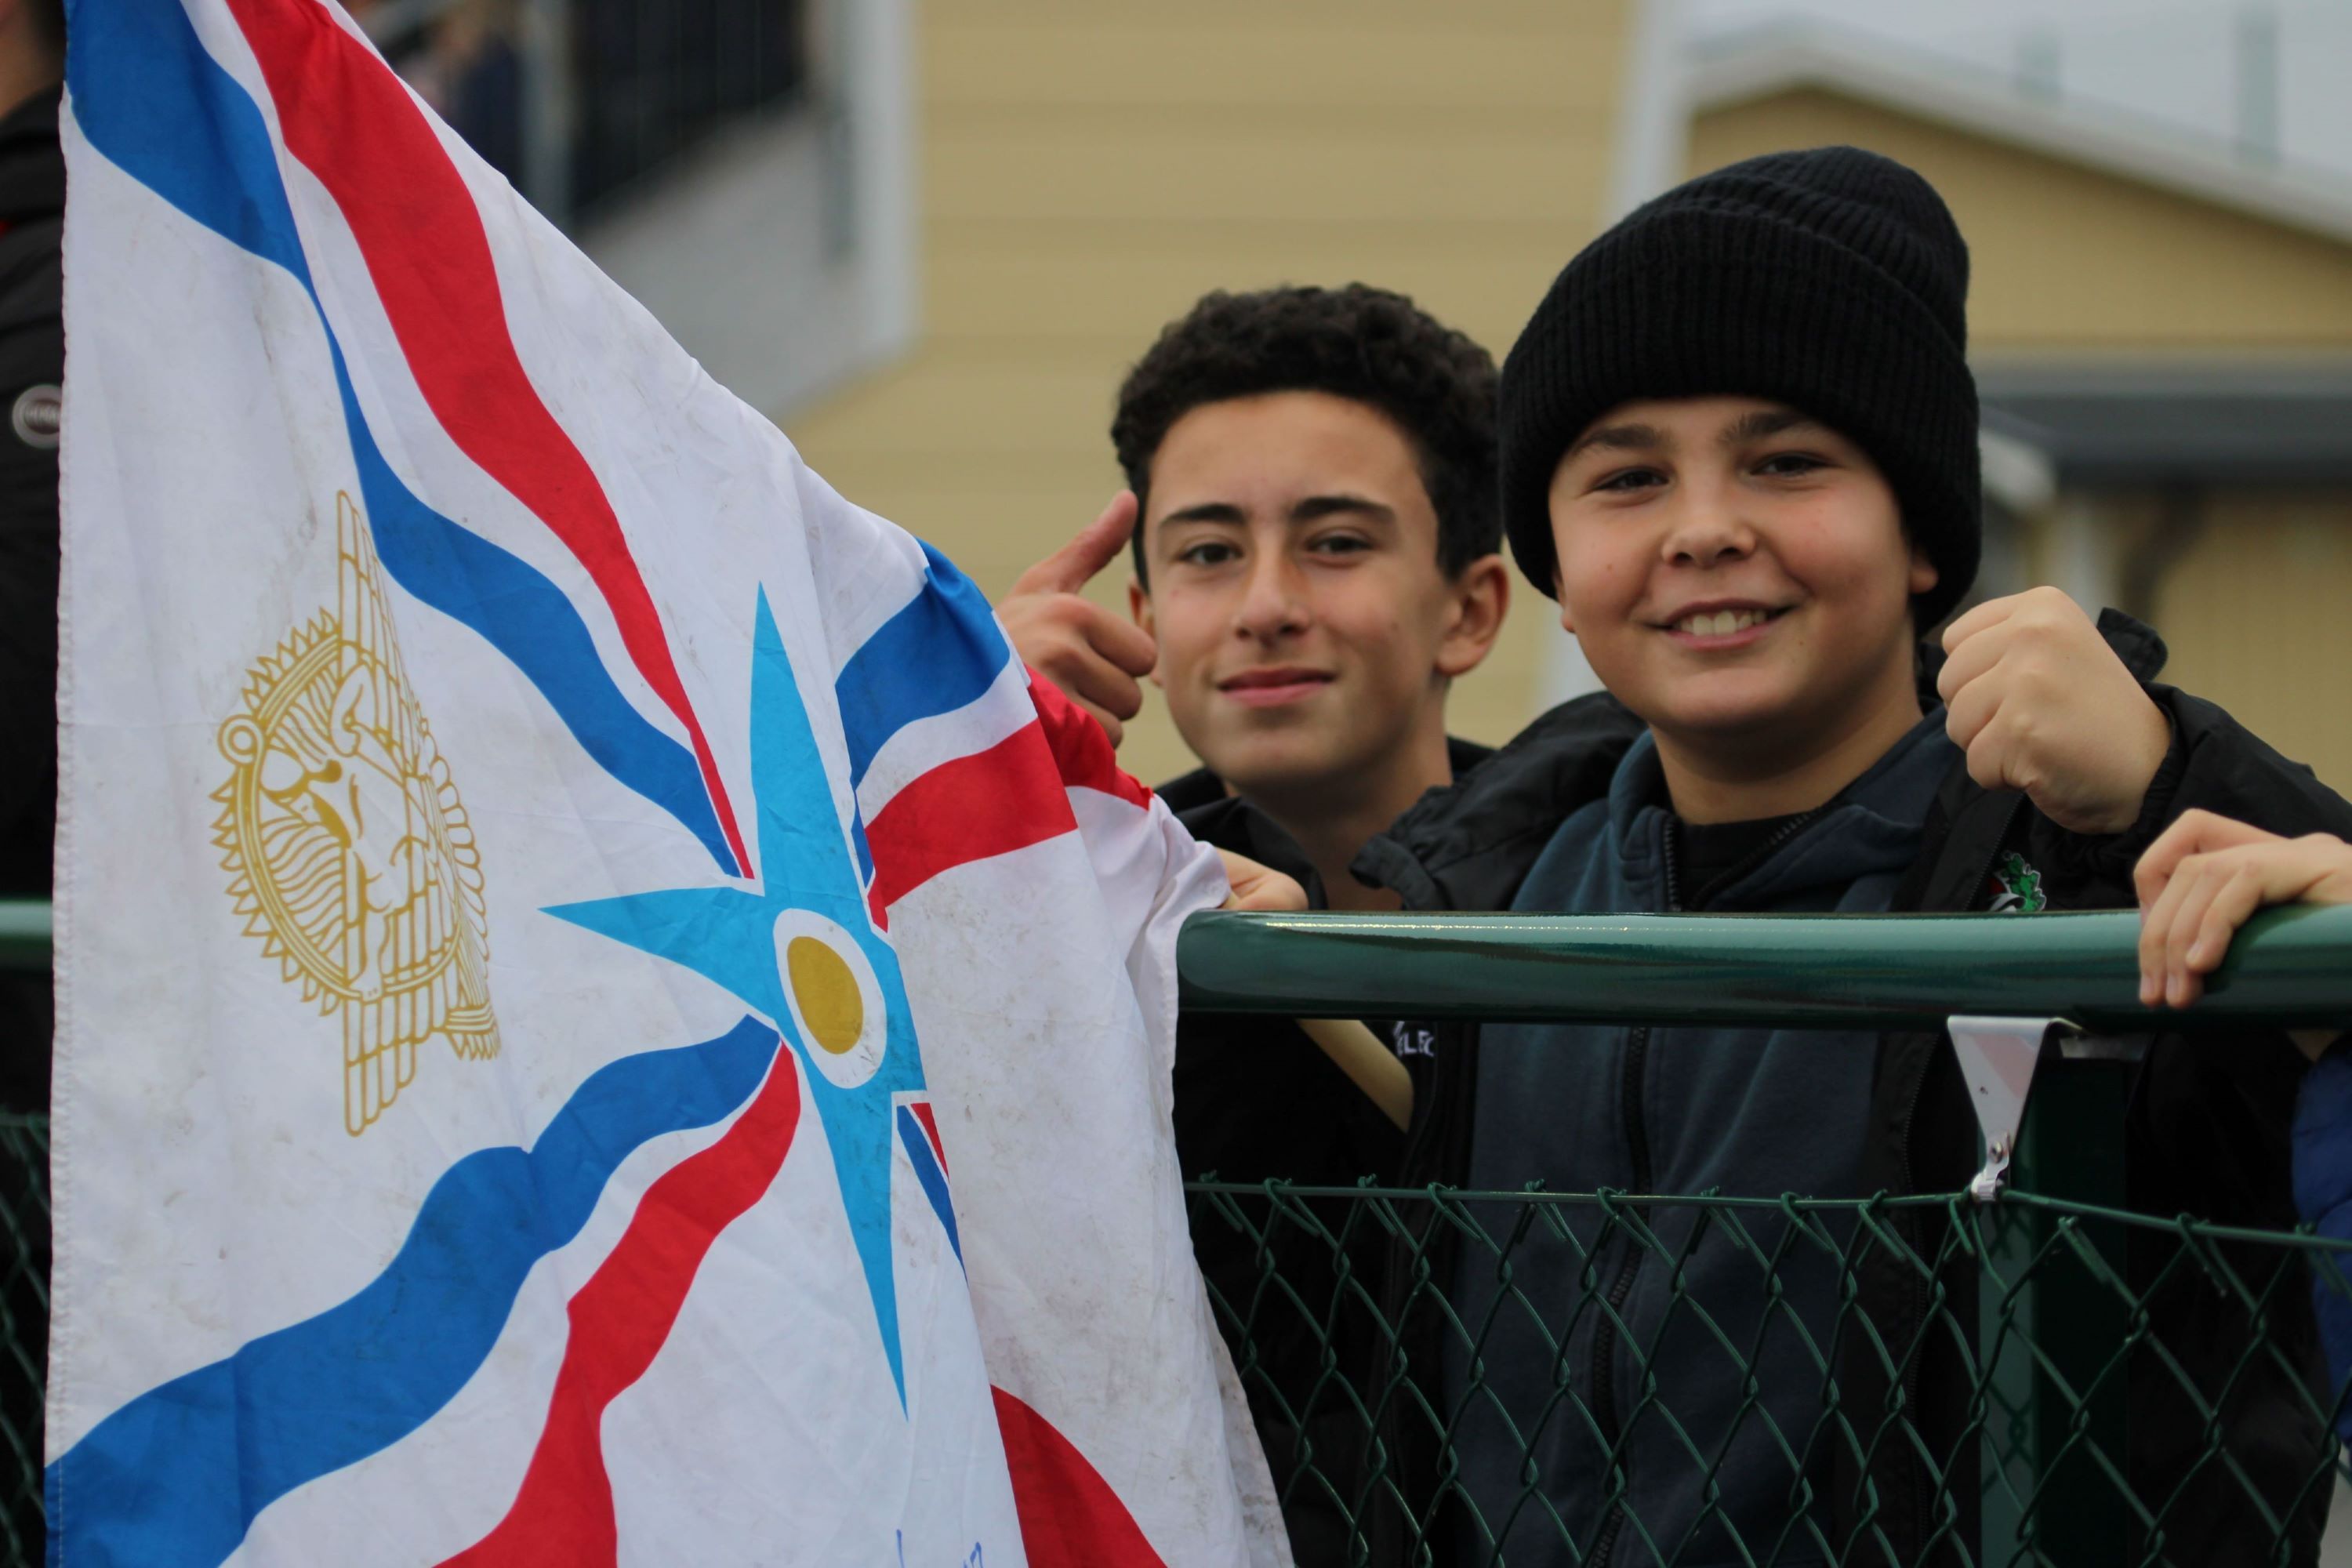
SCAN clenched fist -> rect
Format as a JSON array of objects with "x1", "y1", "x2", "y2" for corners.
[
  {"x1": 1936, "y1": 586, "x2": 2171, "y2": 835},
  {"x1": 996, "y1": 492, "x2": 1157, "y2": 747}
]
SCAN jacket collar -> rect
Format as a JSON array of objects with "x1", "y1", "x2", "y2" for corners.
[
  {"x1": 1359, "y1": 611, "x2": 2169, "y2": 913},
  {"x1": 1160, "y1": 735, "x2": 1496, "y2": 909},
  {"x1": 1156, "y1": 734, "x2": 1495, "y2": 821},
  {"x1": 1596, "y1": 712, "x2": 1958, "y2": 910}
]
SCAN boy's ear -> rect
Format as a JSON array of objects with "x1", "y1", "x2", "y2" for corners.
[
  {"x1": 1907, "y1": 539, "x2": 1940, "y2": 598},
  {"x1": 1436, "y1": 554, "x2": 1510, "y2": 680},
  {"x1": 1127, "y1": 579, "x2": 1163, "y2": 688}
]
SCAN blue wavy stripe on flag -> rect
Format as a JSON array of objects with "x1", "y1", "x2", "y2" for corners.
[
  {"x1": 898, "y1": 1103, "x2": 962, "y2": 1265},
  {"x1": 67, "y1": 0, "x2": 741, "y2": 874},
  {"x1": 837, "y1": 543, "x2": 1016, "y2": 789},
  {"x1": 45, "y1": 1017, "x2": 783, "y2": 1568}
]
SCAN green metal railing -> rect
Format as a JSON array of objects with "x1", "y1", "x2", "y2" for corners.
[
  {"x1": 5, "y1": 901, "x2": 2352, "y2": 1566},
  {"x1": 1177, "y1": 905, "x2": 2352, "y2": 1567}
]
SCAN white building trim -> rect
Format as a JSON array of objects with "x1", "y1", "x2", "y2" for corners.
[{"x1": 1690, "y1": 25, "x2": 2352, "y2": 247}]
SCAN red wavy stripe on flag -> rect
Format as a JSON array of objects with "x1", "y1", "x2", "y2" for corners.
[
  {"x1": 1027, "y1": 673, "x2": 1153, "y2": 808},
  {"x1": 864, "y1": 721, "x2": 1077, "y2": 919},
  {"x1": 220, "y1": 0, "x2": 753, "y2": 877},
  {"x1": 438, "y1": 1051, "x2": 804, "y2": 1568},
  {"x1": 992, "y1": 1387, "x2": 1166, "y2": 1568},
  {"x1": 909, "y1": 1101, "x2": 949, "y2": 1174}
]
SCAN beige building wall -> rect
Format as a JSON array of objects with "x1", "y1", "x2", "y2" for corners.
[
  {"x1": 1691, "y1": 86, "x2": 2352, "y2": 793},
  {"x1": 1689, "y1": 89, "x2": 2352, "y2": 354},
  {"x1": 2152, "y1": 494, "x2": 2352, "y2": 794},
  {"x1": 789, "y1": 0, "x2": 1635, "y2": 786}
]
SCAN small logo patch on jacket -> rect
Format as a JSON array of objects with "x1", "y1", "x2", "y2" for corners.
[{"x1": 1989, "y1": 852, "x2": 2047, "y2": 914}]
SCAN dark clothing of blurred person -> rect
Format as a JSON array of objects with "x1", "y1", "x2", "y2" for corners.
[
  {"x1": 0, "y1": 82, "x2": 58, "y2": 913},
  {"x1": 0, "y1": 1, "x2": 62, "y2": 1552},
  {"x1": 0, "y1": 79, "x2": 59, "y2": 1113}
]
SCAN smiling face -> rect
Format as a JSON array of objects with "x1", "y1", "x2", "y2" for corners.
[
  {"x1": 1132, "y1": 390, "x2": 1503, "y2": 820},
  {"x1": 1548, "y1": 396, "x2": 1937, "y2": 779}
]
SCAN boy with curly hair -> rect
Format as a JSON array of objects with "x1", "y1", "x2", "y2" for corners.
[{"x1": 1000, "y1": 283, "x2": 1511, "y2": 1558}]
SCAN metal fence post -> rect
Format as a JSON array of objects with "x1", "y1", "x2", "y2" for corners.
[{"x1": 1978, "y1": 1037, "x2": 2138, "y2": 1567}]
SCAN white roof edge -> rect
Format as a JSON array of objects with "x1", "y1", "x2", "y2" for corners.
[{"x1": 1688, "y1": 27, "x2": 2352, "y2": 250}]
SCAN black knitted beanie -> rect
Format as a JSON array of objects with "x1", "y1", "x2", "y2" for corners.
[{"x1": 1499, "y1": 145, "x2": 1980, "y2": 628}]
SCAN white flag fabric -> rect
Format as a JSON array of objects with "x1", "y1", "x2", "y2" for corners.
[{"x1": 47, "y1": 0, "x2": 1289, "y2": 1563}]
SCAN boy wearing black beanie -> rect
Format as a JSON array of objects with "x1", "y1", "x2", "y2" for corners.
[{"x1": 1345, "y1": 147, "x2": 2352, "y2": 1566}]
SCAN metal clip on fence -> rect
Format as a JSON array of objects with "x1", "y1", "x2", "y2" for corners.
[{"x1": 1949, "y1": 1016, "x2": 2078, "y2": 1200}]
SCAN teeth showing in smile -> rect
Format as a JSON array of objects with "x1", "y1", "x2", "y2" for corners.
[{"x1": 1675, "y1": 608, "x2": 1773, "y2": 637}]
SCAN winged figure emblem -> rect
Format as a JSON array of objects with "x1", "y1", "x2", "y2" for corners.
[{"x1": 213, "y1": 492, "x2": 498, "y2": 1134}]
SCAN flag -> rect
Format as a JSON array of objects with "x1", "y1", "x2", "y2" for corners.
[{"x1": 46, "y1": 0, "x2": 1288, "y2": 1563}]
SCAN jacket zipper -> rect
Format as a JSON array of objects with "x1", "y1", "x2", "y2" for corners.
[{"x1": 1590, "y1": 808, "x2": 1834, "y2": 1566}]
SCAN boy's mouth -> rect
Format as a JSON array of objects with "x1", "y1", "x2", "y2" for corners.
[
  {"x1": 1657, "y1": 602, "x2": 1792, "y2": 644},
  {"x1": 1218, "y1": 666, "x2": 1336, "y2": 707}
]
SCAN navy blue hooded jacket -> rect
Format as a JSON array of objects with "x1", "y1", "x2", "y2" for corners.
[
  {"x1": 1446, "y1": 715, "x2": 1957, "y2": 1566},
  {"x1": 1341, "y1": 615, "x2": 2352, "y2": 1568}
]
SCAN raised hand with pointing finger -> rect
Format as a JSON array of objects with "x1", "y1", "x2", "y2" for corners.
[{"x1": 998, "y1": 492, "x2": 1158, "y2": 747}]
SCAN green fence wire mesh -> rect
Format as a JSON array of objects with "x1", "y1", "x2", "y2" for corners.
[
  {"x1": 0, "y1": 1116, "x2": 45, "y2": 1568},
  {"x1": 1185, "y1": 1172, "x2": 2352, "y2": 1568}
]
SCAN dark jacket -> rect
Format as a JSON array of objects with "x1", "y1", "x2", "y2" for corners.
[
  {"x1": 0, "y1": 85, "x2": 60, "y2": 1124},
  {"x1": 1448, "y1": 713, "x2": 1960, "y2": 1566},
  {"x1": 1161, "y1": 740, "x2": 1487, "y2": 1565},
  {"x1": 0, "y1": 84, "x2": 60, "y2": 906},
  {"x1": 2294, "y1": 1042, "x2": 2352, "y2": 1441},
  {"x1": 1346, "y1": 615, "x2": 2352, "y2": 1567}
]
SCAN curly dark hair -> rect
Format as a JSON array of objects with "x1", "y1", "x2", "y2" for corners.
[{"x1": 1111, "y1": 284, "x2": 1500, "y2": 585}]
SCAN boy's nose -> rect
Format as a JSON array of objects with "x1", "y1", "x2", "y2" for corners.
[
  {"x1": 1233, "y1": 555, "x2": 1308, "y2": 643},
  {"x1": 1661, "y1": 496, "x2": 1759, "y2": 568}
]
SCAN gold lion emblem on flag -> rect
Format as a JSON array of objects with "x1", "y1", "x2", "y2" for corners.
[{"x1": 213, "y1": 492, "x2": 499, "y2": 1134}]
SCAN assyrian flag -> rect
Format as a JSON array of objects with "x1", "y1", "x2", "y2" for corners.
[{"x1": 45, "y1": 0, "x2": 1290, "y2": 1562}]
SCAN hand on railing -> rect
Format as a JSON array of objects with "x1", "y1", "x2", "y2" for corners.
[
  {"x1": 2137, "y1": 808, "x2": 2352, "y2": 1054},
  {"x1": 1214, "y1": 849, "x2": 1305, "y2": 914}
]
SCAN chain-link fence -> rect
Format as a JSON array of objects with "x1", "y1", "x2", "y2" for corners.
[
  {"x1": 1189, "y1": 1174, "x2": 2352, "y2": 1566},
  {"x1": 0, "y1": 1116, "x2": 44, "y2": 1568}
]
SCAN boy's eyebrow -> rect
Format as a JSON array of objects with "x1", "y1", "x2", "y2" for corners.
[
  {"x1": 1154, "y1": 501, "x2": 1248, "y2": 528},
  {"x1": 1563, "y1": 422, "x2": 1666, "y2": 463},
  {"x1": 1289, "y1": 494, "x2": 1396, "y2": 525},
  {"x1": 1719, "y1": 408, "x2": 1820, "y2": 446}
]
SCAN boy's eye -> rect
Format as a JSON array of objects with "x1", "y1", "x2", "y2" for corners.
[
  {"x1": 1593, "y1": 466, "x2": 1664, "y2": 494},
  {"x1": 1174, "y1": 540, "x2": 1240, "y2": 568},
  {"x1": 1308, "y1": 533, "x2": 1372, "y2": 556},
  {"x1": 1755, "y1": 452, "x2": 1827, "y2": 477}
]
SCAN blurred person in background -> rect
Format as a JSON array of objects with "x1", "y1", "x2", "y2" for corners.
[
  {"x1": 0, "y1": 0, "x2": 61, "y2": 1101},
  {"x1": 0, "y1": 0, "x2": 61, "y2": 1548},
  {"x1": 999, "y1": 283, "x2": 1512, "y2": 1560},
  {"x1": 377, "y1": 0, "x2": 522, "y2": 186}
]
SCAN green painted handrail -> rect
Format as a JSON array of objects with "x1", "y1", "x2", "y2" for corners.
[
  {"x1": 13, "y1": 895, "x2": 2352, "y2": 1031},
  {"x1": 0, "y1": 900, "x2": 43, "y2": 975},
  {"x1": 1176, "y1": 903, "x2": 2352, "y2": 1032}
]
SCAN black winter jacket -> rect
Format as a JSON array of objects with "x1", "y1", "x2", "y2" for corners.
[
  {"x1": 1161, "y1": 741, "x2": 1490, "y2": 1564},
  {"x1": 1344, "y1": 615, "x2": 2352, "y2": 1567},
  {"x1": 0, "y1": 85, "x2": 60, "y2": 1123}
]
